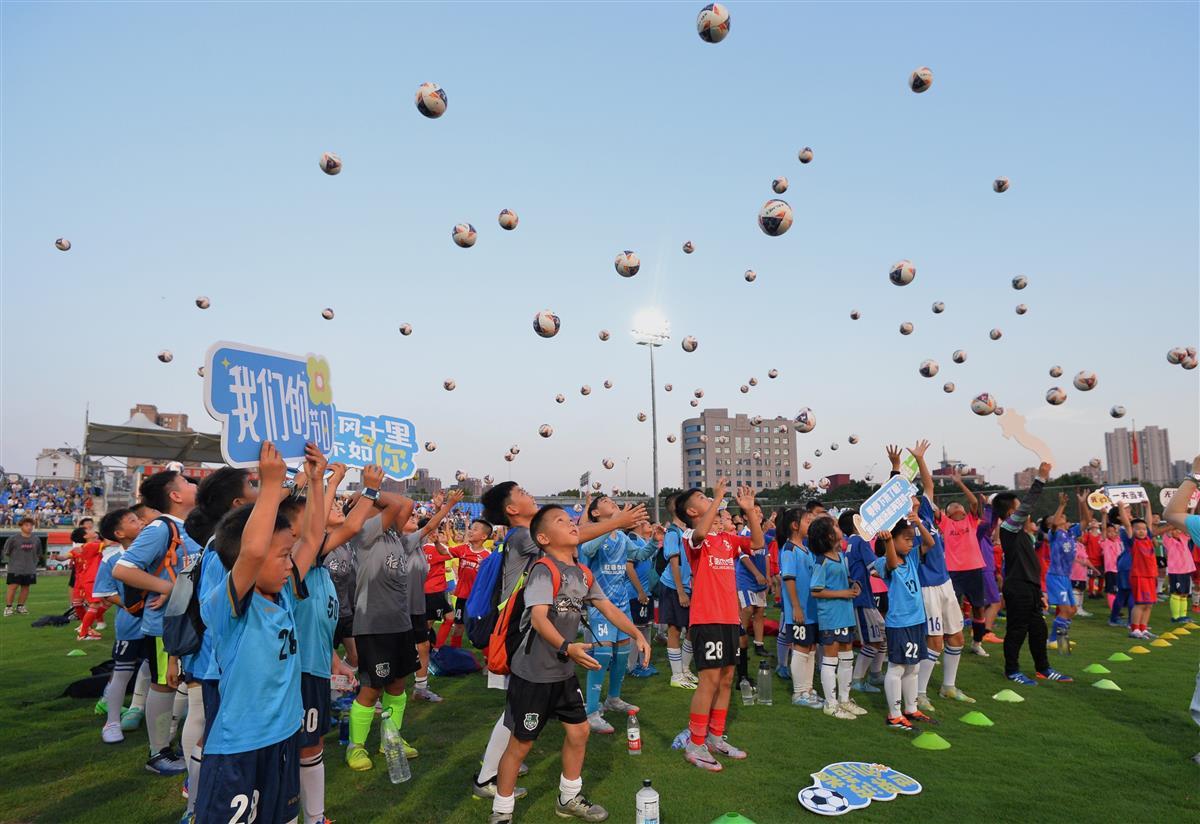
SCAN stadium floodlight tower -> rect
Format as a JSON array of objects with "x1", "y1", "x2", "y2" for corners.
[{"x1": 632, "y1": 308, "x2": 670, "y2": 523}]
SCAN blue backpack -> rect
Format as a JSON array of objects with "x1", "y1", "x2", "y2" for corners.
[{"x1": 465, "y1": 528, "x2": 518, "y2": 649}]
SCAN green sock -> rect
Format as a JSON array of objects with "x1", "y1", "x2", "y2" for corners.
[
  {"x1": 349, "y1": 700, "x2": 375, "y2": 747},
  {"x1": 381, "y1": 691, "x2": 407, "y2": 731},
  {"x1": 1173, "y1": 595, "x2": 1186, "y2": 620}
]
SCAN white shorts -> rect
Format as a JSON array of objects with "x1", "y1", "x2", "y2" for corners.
[
  {"x1": 487, "y1": 671, "x2": 509, "y2": 691},
  {"x1": 921, "y1": 580, "x2": 964, "y2": 638},
  {"x1": 737, "y1": 589, "x2": 767, "y2": 609}
]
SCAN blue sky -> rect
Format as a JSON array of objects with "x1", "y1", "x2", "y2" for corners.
[{"x1": 3, "y1": 1, "x2": 1197, "y2": 493}]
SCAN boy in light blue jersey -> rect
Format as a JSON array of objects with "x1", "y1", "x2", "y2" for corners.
[
  {"x1": 810, "y1": 516, "x2": 867, "y2": 720},
  {"x1": 874, "y1": 502, "x2": 936, "y2": 731},
  {"x1": 658, "y1": 494, "x2": 697, "y2": 689},
  {"x1": 777, "y1": 508, "x2": 823, "y2": 709},
  {"x1": 838, "y1": 510, "x2": 886, "y2": 694},
  {"x1": 578, "y1": 496, "x2": 656, "y2": 733},
  {"x1": 625, "y1": 521, "x2": 660, "y2": 678},
  {"x1": 735, "y1": 510, "x2": 770, "y2": 658},
  {"x1": 196, "y1": 442, "x2": 327, "y2": 824},
  {"x1": 93, "y1": 508, "x2": 147, "y2": 745}
]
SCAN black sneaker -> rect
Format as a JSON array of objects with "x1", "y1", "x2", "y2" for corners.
[{"x1": 145, "y1": 748, "x2": 186, "y2": 776}]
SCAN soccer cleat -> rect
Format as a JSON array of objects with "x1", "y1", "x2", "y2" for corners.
[
  {"x1": 1075, "y1": 608, "x2": 1092, "y2": 618},
  {"x1": 684, "y1": 670, "x2": 699, "y2": 685},
  {"x1": 867, "y1": 671, "x2": 886, "y2": 687},
  {"x1": 555, "y1": 792, "x2": 609, "y2": 821},
  {"x1": 685, "y1": 740, "x2": 723, "y2": 771},
  {"x1": 1036, "y1": 668, "x2": 1073, "y2": 683},
  {"x1": 939, "y1": 686, "x2": 976, "y2": 704},
  {"x1": 775, "y1": 665, "x2": 791, "y2": 680},
  {"x1": 824, "y1": 702, "x2": 857, "y2": 720},
  {"x1": 916, "y1": 694, "x2": 936, "y2": 713},
  {"x1": 121, "y1": 706, "x2": 144, "y2": 731},
  {"x1": 94, "y1": 698, "x2": 108, "y2": 715},
  {"x1": 903, "y1": 710, "x2": 937, "y2": 725},
  {"x1": 95, "y1": 621, "x2": 107, "y2": 630},
  {"x1": 145, "y1": 748, "x2": 187, "y2": 776},
  {"x1": 3, "y1": 607, "x2": 12, "y2": 617},
  {"x1": 181, "y1": 774, "x2": 188, "y2": 799},
  {"x1": 587, "y1": 712, "x2": 614, "y2": 734},
  {"x1": 981, "y1": 632, "x2": 1003, "y2": 644},
  {"x1": 669, "y1": 674, "x2": 698, "y2": 690},
  {"x1": 802, "y1": 692, "x2": 825, "y2": 709},
  {"x1": 753, "y1": 642, "x2": 767, "y2": 656},
  {"x1": 346, "y1": 746, "x2": 373, "y2": 771},
  {"x1": 177, "y1": 813, "x2": 195, "y2": 824},
  {"x1": 101, "y1": 721, "x2": 124, "y2": 744},
  {"x1": 706, "y1": 734, "x2": 747, "y2": 759},
  {"x1": 77, "y1": 630, "x2": 102, "y2": 641},
  {"x1": 15, "y1": 605, "x2": 28, "y2": 614},
  {"x1": 851, "y1": 678, "x2": 881, "y2": 694},
  {"x1": 1006, "y1": 672, "x2": 1037, "y2": 686},
  {"x1": 841, "y1": 700, "x2": 869, "y2": 716},
  {"x1": 378, "y1": 738, "x2": 418, "y2": 759},
  {"x1": 413, "y1": 686, "x2": 443, "y2": 703},
  {"x1": 886, "y1": 715, "x2": 914, "y2": 731},
  {"x1": 487, "y1": 812, "x2": 513, "y2": 824},
  {"x1": 602, "y1": 696, "x2": 639, "y2": 714},
  {"x1": 471, "y1": 779, "x2": 527, "y2": 800}
]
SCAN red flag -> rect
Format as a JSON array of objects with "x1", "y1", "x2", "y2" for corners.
[{"x1": 1131, "y1": 430, "x2": 1139, "y2": 466}]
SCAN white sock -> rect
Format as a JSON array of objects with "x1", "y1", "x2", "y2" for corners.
[
  {"x1": 667, "y1": 646, "x2": 683, "y2": 677},
  {"x1": 476, "y1": 713, "x2": 510, "y2": 784},
  {"x1": 415, "y1": 676, "x2": 428, "y2": 691},
  {"x1": 300, "y1": 752, "x2": 325, "y2": 823},
  {"x1": 492, "y1": 793, "x2": 516, "y2": 816},
  {"x1": 943, "y1": 645, "x2": 963, "y2": 690},
  {"x1": 789, "y1": 648, "x2": 806, "y2": 698},
  {"x1": 146, "y1": 688, "x2": 174, "y2": 755},
  {"x1": 181, "y1": 686, "x2": 205, "y2": 813},
  {"x1": 819, "y1": 656, "x2": 838, "y2": 704},
  {"x1": 901, "y1": 663, "x2": 919, "y2": 714},
  {"x1": 104, "y1": 665, "x2": 136, "y2": 726},
  {"x1": 559, "y1": 774, "x2": 583, "y2": 805},
  {"x1": 917, "y1": 649, "x2": 939, "y2": 695},
  {"x1": 852, "y1": 646, "x2": 874, "y2": 681},
  {"x1": 169, "y1": 684, "x2": 188, "y2": 742},
  {"x1": 681, "y1": 638, "x2": 693, "y2": 673},
  {"x1": 798, "y1": 649, "x2": 816, "y2": 694},
  {"x1": 130, "y1": 661, "x2": 150, "y2": 711},
  {"x1": 837, "y1": 651, "x2": 854, "y2": 703},
  {"x1": 884, "y1": 663, "x2": 904, "y2": 717}
]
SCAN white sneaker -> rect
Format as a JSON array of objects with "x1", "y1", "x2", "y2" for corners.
[
  {"x1": 841, "y1": 699, "x2": 869, "y2": 716},
  {"x1": 3, "y1": 607, "x2": 12, "y2": 617},
  {"x1": 916, "y1": 693, "x2": 936, "y2": 713},
  {"x1": 1076, "y1": 607, "x2": 1092, "y2": 618},
  {"x1": 413, "y1": 686, "x2": 443, "y2": 703},
  {"x1": 823, "y1": 702, "x2": 856, "y2": 720},
  {"x1": 670, "y1": 674, "x2": 698, "y2": 690},
  {"x1": 101, "y1": 721, "x2": 124, "y2": 744},
  {"x1": 970, "y1": 642, "x2": 990, "y2": 657},
  {"x1": 587, "y1": 711, "x2": 614, "y2": 734},
  {"x1": 802, "y1": 692, "x2": 825, "y2": 709},
  {"x1": 603, "y1": 696, "x2": 639, "y2": 714},
  {"x1": 684, "y1": 670, "x2": 700, "y2": 685},
  {"x1": 95, "y1": 621, "x2": 107, "y2": 630}
]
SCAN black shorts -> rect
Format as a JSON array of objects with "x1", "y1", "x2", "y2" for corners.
[
  {"x1": 949, "y1": 569, "x2": 986, "y2": 608},
  {"x1": 690, "y1": 623, "x2": 739, "y2": 670},
  {"x1": 333, "y1": 615, "x2": 354, "y2": 648},
  {"x1": 6, "y1": 573, "x2": 35, "y2": 586},
  {"x1": 143, "y1": 635, "x2": 170, "y2": 687},
  {"x1": 424, "y1": 592, "x2": 451, "y2": 621},
  {"x1": 200, "y1": 678, "x2": 221, "y2": 743},
  {"x1": 111, "y1": 637, "x2": 145, "y2": 667},
  {"x1": 409, "y1": 611, "x2": 427, "y2": 629},
  {"x1": 630, "y1": 598, "x2": 653, "y2": 626},
  {"x1": 1169, "y1": 573, "x2": 1193, "y2": 595},
  {"x1": 452, "y1": 603, "x2": 467, "y2": 624},
  {"x1": 299, "y1": 673, "x2": 332, "y2": 748},
  {"x1": 1104, "y1": 572, "x2": 1119, "y2": 594},
  {"x1": 196, "y1": 731, "x2": 299, "y2": 824},
  {"x1": 503, "y1": 672, "x2": 586, "y2": 741},
  {"x1": 356, "y1": 631, "x2": 419, "y2": 688},
  {"x1": 659, "y1": 586, "x2": 690, "y2": 630},
  {"x1": 873, "y1": 591, "x2": 889, "y2": 616},
  {"x1": 787, "y1": 622, "x2": 820, "y2": 648},
  {"x1": 1072, "y1": 579, "x2": 1088, "y2": 592}
]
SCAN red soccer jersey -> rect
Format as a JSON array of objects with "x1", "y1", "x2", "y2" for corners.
[
  {"x1": 423, "y1": 543, "x2": 453, "y2": 594},
  {"x1": 74, "y1": 541, "x2": 103, "y2": 595},
  {"x1": 1130, "y1": 537, "x2": 1157, "y2": 578},
  {"x1": 1082, "y1": 533, "x2": 1102, "y2": 568},
  {"x1": 684, "y1": 529, "x2": 753, "y2": 626},
  {"x1": 450, "y1": 544, "x2": 489, "y2": 601}
]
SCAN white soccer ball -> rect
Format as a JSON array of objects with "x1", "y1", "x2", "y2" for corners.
[
  {"x1": 768, "y1": 369, "x2": 779, "y2": 379},
  {"x1": 456, "y1": 470, "x2": 468, "y2": 483},
  {"x1": 667, "y1": 434, "x2": 677, "y2": 443},
  {"x1": 157, "y1": 350, "x2": 173, "y2": 363},
  {"x1": 555, "y1": 394, "x2": 565, "y2": 404},
  {"x1": 989, "y1": 328, "x2": 1003, "y2": 340},
  {"x1": 750, "y1": 416, "x2": 763, "y2": 425},
  {"x1": 399, "y1": 323, "x2": 413, "y2": 336},
  {"x1": 598, "y1": 329, "x2": 610, "y2": 341},
  {"x1": 744, "y1": 269, "x2": 757, "y2": 283},
  {"x1": 682, "y1": 336, "x2": 699, "y2": 353},
  {"x1": 484, "y1": 475, "x2": 494, "y2": 485},
  {"x1": 415, "y1": 82, "x2": 448, "y2": 118},
  {"x1": 196, "y1": 366, "x2": 205, "y2": 378},
  {"x1": 909, "y1": 66, "x2": 933, "y2": 93},
  {"x1": 751, "y1": 450, "x2": 761, "y2": 461},
  {"x1": 952, "y1": 350, "x2": 967, "y2": 364},
  {"x1": 1073, "y1": 370, "x2": 1098, "y2": 391},
  {"x1": 889, "y1": 259, "x2": 916, "y2": 286},
  {"x1": 803, "y1": 461, "x2": 812, "y2": 470},
  {"x1": 849, "y1": 434, "x2": 860, "y2": 445},
  {"x1": 1016, "y1": 304, "x2": 1028, "y2": 316},
  {"x1": 1167, "y1": 346, "x2": 1188, "y2": 365},
  {"x1": 758, "y1": 199, "x2": 794, "y2": 236},
  {"x1": 971, "y1": 393, "x2": 997, "y2": 415},
  {"x1": 1183, "y1": 356, "x2": 1198, "y2": 370},
  {"x1": 55, "y1": 237, "x2": 71, "y2": 251},
  {"x1": 994, "y1": 177, "x2": 1010, "y2": 193},
  {"x1": 1049, "y1": 365, "x2": 1063, "y2": 378},
  {"x1": 637, "y1": 412, "x2": 647, "y2": 422},
  {"x1": 452, "y1": 223, "x2": 477, "y2": 248},
  {"x1": 615, "y1": 250, "x2": 641, "y2": 277},
  {"x1": 424, "y1": 441, "x2": 437, "y2": 452},
  {"x1": 533, "y1": 310, "x2": 561, "y2": 339},
  {"x1": 794, "y1": 407, "x2": 816, "y2": 433},
  {"x1": 580, "y1": 385, "x2": 591, "y2": 396},
  {"x1": 539, "y1": 424, "x2": 553, "y2": 438},
  {"x1": 319, "y1": 152, "x2": 342, "y2": 175},
  {"x1": 850, "y1": 309, "x2": 861, "y2": 320},
  {"x1": 690, "y1": 399, "x2": 699, "y2": 407},
  {"x1": 818, "y1": 478, "x2": 831, "y2": 490},
  {"x1": 943, "y1": 382, "x2": 956, "y2": 393},
  {"x1": 443, "y1": 379, "x2": 456, "y2": 391},
  {"x1": 195, "y1": 296, "x2": 211, "y2": 309},
  {"x1": 814, "y1": 449, "x2": 823, "y2": 457},
  {"x1": 932, "y1": 301, "x2": 945, "y2": 314},
  {"x1": 900, "y1": 322, "x2": 914, "y2": 336},
  {"x1": 510, "y1": 445, "x2": 521, "y2": 455},
  {"x1": 1046, "y1": 387, "x2": 1067, "y2": 406},
  {"x1": 919, "y1": 359, "x2": 939, "y2": 377},
  {"x1": 592, "y1": 481, "x2": 602, "y2": 490},
  {"x1": 603, "y1": 380, "x2": 613, "y2": 389},
  {"x1": 694, "y1": 389, "x2": 704, "y2": 399},
  {"x1": 830, "y1": 443, "x2": 839, "y2": 451},
  {"x1": 696, "y1": 2, "x2": 731, "y2": 43},
  {"x1": 682, "y1": 240, "x2": 695, "y2": 254},
  {"x1": 322, "y1": 308, "x2": 335, "y2": 320},
  {"x1": 664, "y1": 384, "x2": 673, "y2": 392},
  {"x1": 498, "y1": 209, "x2": 519, "y2": 230},
  {"x1": 740, "y1": 385, "x2": 749, "y2": 394},
  {"x1": 504, "y1": 454, "x2": 514, "y2": 463},
  {"x1": 1090, "y1": 458, "x2": 1102, "y2": 469},
  {"x1": 1012, "y1": 275, "x2": 1028, "y2": 290},
  {"x1": 772, "y1": 178, "x2": 788, "y2": 194},
  {"x1": 798, "y1": 147, "x2": 814, "y2": 164},
  {"x1": 602, "y1": 458, "x2": 614, "y2": 469}
]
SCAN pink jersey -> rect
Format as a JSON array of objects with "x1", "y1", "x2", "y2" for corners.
[
  {"x1": 1069, "y1": 552, "x2": 1090, "y2": 581},
  {"x1": 1164, "y1": 535, "x2": 1196, "y2": 575},
  {"x1": 1100, "y1": 538, "x2": 1122, "y2": 573}
]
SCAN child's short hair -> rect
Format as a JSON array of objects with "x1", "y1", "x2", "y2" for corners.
[
  {"x1": 991, "y1": 492, "x2": 1018, "y2": 522},
  {"x1": 664, "y1": 493, "x2": 680, "y2": 518},
  {"x1": 278, "y1": 497, "x2": 304, "y2": 525},
  {"x1": 803, "y1": 499, "x2": 825, "y2": 513},
  {"x1": 131, "y1": 502, "x2": 156, "y2": 522},
  {"x1": 837, "y1": 509, "x2": 858, "y2": 537},
  {"x1": 471, "y1": 517, "x2": 492, "y2": 532},
  {"x1": 808, "y1": 516, "x2": 838, "y2": 555},
  {"x1": 530, "y1": 504, "x2": 565, "y2": 546},
  {"x1": 417, "y1": 515, "x2": 431, "y2": 530},
  {"x1": 482, "y1": 481, "x2": 517, "y2": 526},
  {"x1": 890, "y1": 519, "x2": 915, "y2": 539},
  {"x1": 138, "y1": 470, "x2": 180, "y2": 514},
  {"x1": 1130, "y1": 517, "x2": 1147, "y2": 528},
  {"x1": 674, "y1": 489, "x2": 703, "y2": 528},
  {"x1": 70, "y1": 526, "x2": 88, "y2": 544},
  {"x1": 99, "y1": 508, "x2": 133, "y2": 543},
  {"x1": 586, "y1": 496, "x2": 607, "y2": 523},
  {"x1": 18, "y1": 516, "x2": 33, "y2": 527},
  {"x1": 214, "y1": 503, "x2": 292, "y2": 571}
]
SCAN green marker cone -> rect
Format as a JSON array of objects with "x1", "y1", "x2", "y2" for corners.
[
  {"x1": 959, "y1": 711, "x2": 994, "y2": 727},
  {"x1": 912, "y1": 732, "x2": 951, "y2": 750},
  {"x1": 710, "y1": 815, "x2": 757, "y2": 824},
  {"x1": 992, "y1": 689, "x2": 1024, "y2": 703},
  {"x1": 1082, "y1": 664, "x2": 1111, "y2": 674},
  {"x1": 1107, "y1": 652, "x2": 1133, "y2": 662},
  {"x1": 67, "y1": 649, "x2": 86, "y2": 657},
  {"x1": 1092, "y1": 679, "x2": 1121, "y2": 691}
]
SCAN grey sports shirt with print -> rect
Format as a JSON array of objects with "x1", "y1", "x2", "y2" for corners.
[
  {"x1": 324, "y1": 542, "x2": 356, "y2": 620},
  {"x1": 510, "y1": 556, "x2": 606, "y2": 684},
  {"x1": 500, "y1": 526, "x2": 541, "y2": 596},
  {"x1": 3, "y1": 535, "x2": 40, "y2": 575},
  {"x1": 353, "y1": 515, "x2": 420, "y2": 635},
  {"x1": 401, "y1": 532, "x2": 427, "y2": 615}
]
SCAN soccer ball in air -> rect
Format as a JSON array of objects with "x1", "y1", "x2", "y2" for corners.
[
  {"x1": 637, "y1": 412, "x2": 647, "y2": 422},
  {"x1": 814, "y1": 449, "x2": 823, "y2": 458},
  {"x1": 758, "y1": 199, "x2": 794, "y2": 236},
  {"x1": 952, "y1": 350, "x2": 967, "y2": 364},
  {"x1": 748, "y1": 377, "x2": 758, "y2": 386},
  {"x1": 157, "y1": 350, "x2": 173, "y2": 363},
  {"x1": 1016, "y1": 304, "x2": 1028, "y2": 315},
  {"x1": 195, "y1": 296, "x2": 211, "y2": 309},
  {"x1": 1013, "y1": 275, "x2": 1028, "y2": 290},
  {"x1": 1183, "y1": 356, "x2": 1198, "y2": 370},
  {"x1": 510, "y1": 445, "x2": 520, "y2": 455},
  {"x1": 944, "y1": 382, "x2": 956, "y2": 393},
  {"x1": 745, "y1": 269, "x2": 757, "y2": 283},
  {"x1": 752, "y1": 451, "x2": 761, "y2": 460},
  {"x1": 830, "y1": 443, "x2": 839, "y2": 451},
  {"x1": 443, "y1": 379, "x2": 456, "y2": 391},
  {"x1": 319, "y1": 152, "x2": 342, "y2": 175},
  {"x1": 740, "y1": 385, "x2": 749, "y2": 394},
  {"x1": 664, "y1": 384, "x2": 673, "y2": 392},
  {"x1": 1073, "y1": 370, "x2": 1098, "y2": 391},
  {"x1": 603, "y1": 380, "x2": 613, "y2": 389},
  {"x1": 889, "y1": 259, "x2": 916, "y2": 286},
  {"x1": 850, "y1": 310, "x2": 861, "y2": 320},
  {"x1": 580, "y1": 386, "x2": 591, "y2": 396},
  {"x1": 504, "y1": 454, "x2": 514, "y2": 463},
  {"x1": 694, "y1": 389, "x2": 704, "y2": 399},
  {"x1": 750, "y1": 416, "x2": 763, "y2": 425},
  {"x1": 498, "y1": 209, "x2": 519, "y2": 230},
  {"x1": 772, "y1": 178, "x2": 788, "y2": 194},
  {"x1": 483, "y1": 475, "x2": 494, "y2": 485},
  {"x1": 455, "y1": 471, "x2": 468, "y2": 483},
  {"x1": 919, "y1": 360, "x2": 939, "y2": 378},
  {"x1": 533, "y1": 310, "x2": 561, "y2": 339},
  {"x1": 1046, "y1": 387, "x2": 1067, "y2": 406},
  {"x1": 196, "y1": 366, "x2": 205, "y2": 378},
  {"x1": 615, "y1": 250, "x2": 640, "y2": 277},
  {"x1": 424, "y1": 441, "x2": 437, "y2": 452},
  {"x1": 909, "y1": 66, "x2": 933, "y2": 93},
  {"x1": 322, "y1": 308, "x2": 335, "y2": 320},
  {"x1": 803, "y1": 461, "x2": 812, "y2": 470},
  {"x1": 682, "y1": 241, "x2": 695, "y2": 254},
  {"x1": 599, "y1": 330, "x2": 610, "y2": 341},
  {"x1": 1167, "y1": 347, "x2": 1188, "y2": 364},
  {"x1": 818, "y1": 478, "x2": 831, "y2": 490},
  {"x1": 682, "y1": 336, "x2": 699, "y2": 353},
  {"x1": 1049, "y1": 365, "x2": 1063, "y2": 378},
  {"x1": 994, "y1": 177, "x2": 1010, "y2": 193},
  {"x1": 555, "y1": 394, "x2": 565, "y2": 404},
  {"x1": 602, "y1": 459, "x2": 614, "y2": 469},
  {"x1": 994, "y1": 407, "x2": 1005, "y2": 416},
  {"x1": 971, "y1": 393, "x2": 997, "y2": 415},
  {"x1": 690, "y1": 400, "x2": 699, "y2": 408},
  {"x1": 849, "y1": 434, "x2": 860, "y2": 445},
  {"x1": 55, "y1": 238, "x2": 71, "y2": 251},
  {"x1": 989, "y1": 328, "x2": 1003, "y2": 340},
  {"x1": 667, "y1": 434, "x2": 677, "y2": 443},
  {"x1": 794, "y1": 407, "x2": 816, "y2": 433},
  {"x1": 452, "y1": 224, "x2": 477, "y2": 248},
  {"x1": 696, "y1": 3, "x2": 731, "y2": 43},
  {"x1": 1090, "y1": 458, "x2": 1102, "y2": 469},
  {"x1": 932, "y1": 301, "x2": 945, "y2": 314},
  {"x1": 768, "y1": 369, "x2": 778, "y2": 379},
  {"x1": 415, "y1": 82, "x2": 448, "y2": 118},
  {"x1": 399, "y1": 324, "x2": 413, "y2": 336},
  {"x1": 900, "y1": 322, "x2": 914, "y2": 336},
  {"x1": 798, "y1": 147, "x2": 814, "y2": 164}
]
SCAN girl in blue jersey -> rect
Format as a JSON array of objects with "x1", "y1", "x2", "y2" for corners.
[
  {"x1": 809, "y1": 517, "x2": 867, "y2": 720},
  {"x1": 778, "y1": 508, "x2": 823, "y2": 709}
]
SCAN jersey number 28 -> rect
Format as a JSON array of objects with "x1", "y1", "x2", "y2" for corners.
[{"x1": 277, "y1": 628, "x2": 297, "y2": 661}]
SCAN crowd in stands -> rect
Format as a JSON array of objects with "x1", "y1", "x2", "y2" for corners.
[{"x1": 0, "y1": 477, "x2": 92, "y2": 527}]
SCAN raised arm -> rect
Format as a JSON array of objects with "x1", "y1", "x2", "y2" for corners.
[
  {"x1": 878, "y1": 529, "x2": 901, "y2": 571},
  {"x1": 231, "y1": 442, "x2": 289, "y2": 599},
  {"x1": 689, "y1": 479, "x2": 728, "y2": 547},
  {"x1": 952, "y1": 467, "x2": 979, "y2": 516},
  {"x1": 910, "y1": 440, "x2": 934, "y2": 501},
  {"x1": 417, "y1": 489, "x2": 464, "y2": 541},
  {"x1": 375, "y1": 489, "x2": 414, "y2": 534},
  {"x1": 886, "y1": 444, "x2": 903, "y2": 478},
  {"x1": 1076, "y1": 491, "x2": 1092, "y2": 529},
  {"x1": 293, "y1": 443, "x2": 327, "y2": 580},
  {"x1": 1051, "y1": 492, "x2": 1068, "y2": 530},
  {"x1": 578, "y1": 502, "x2": 648, "y2": 544},
  {"x1": 737, "y1": 486, "x2": 765, "y2": 550},
  {"x1": 324, "y1": 465, "x2": 385, "y2": 551},
  {"x1": 1164, "y1": 455, "x2": 1200, "y2": 532},
  {"x1": 1002, "y1": 462, "x2": 1051, "y2": 533}
]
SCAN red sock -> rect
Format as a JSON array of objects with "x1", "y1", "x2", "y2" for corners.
[
  {"x1": 689, "y1": 712, "x2": 709, "y2": 745},
  {"x1": 73, "y1": 603, "x2": 87, "y2": 621},
  {"x1": 708, "y1": 708, "x2": 728, "y2": 738},
  {"x1": 78, "y1": 606, "x2": 100, "y2": 635},
  {"x1": 435, "y1": 619, "x2": 454, "y2": 648},
  {"x1": 1106, "y1": 594, "x2": 1115, "y2": 609},
  {"x1": 450, "y1": 633, "x2": 463, "y2": 648}
]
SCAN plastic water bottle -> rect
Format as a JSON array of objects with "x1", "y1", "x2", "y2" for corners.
[
  {"x1": 627, "y1": 709, "x2": 642, "y2": 755},
  {"x1": 337, "y1": 708, "x2": 349, "y2": 746},
  {"x1": 1057, "y1": 628, "x2": 1070, "y2": 656},
  {"x1": 380, "y1": 708, "x2": 411, "y2": 784},
  {"x1": 635, "y1": 778, "x2": 660, "y2": 824},
  {"x1": 740, "y1": 678, "x2": 756, "y2": 706},
  {"x1": 756, "y1": 658, "x2": 774, "y2": 706}
]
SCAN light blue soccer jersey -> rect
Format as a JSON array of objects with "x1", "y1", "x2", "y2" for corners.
[
  {"x1": 116, "y1": 515, "x2": 202, "y2": 637},
  {"x1": 627, "y1": 556, "x2": 657, "y2": 601},
  {"x1": 875, "y1": 551, "x2": 927, "y2": 628},
  {"x1": 201, "y1": 571, "x2": 303, "y2": 755},
  {"x1": 811, "y1": 553, "x2": 855, "y2": 630},
  {"x1": 660, "y1": 524, "x2": 692, "y2": 593},
  {"x1": 296, "y1": 561, "x2": 338, "y2": 679},
  {"x1": 92, "y1": 548, "x2": 140, "y2": 642},
  {"x1": 916, "y1": 497, "x2": 950, "y2": 588},
  {"x1": 184, "y1": 543, "x2": 230, "y2": 680},
  {"x1": 796, "y1": 543, "x2": 820, "y2": 621},
  {"x1": 579, "y1": 530, "x2": 656, "y2": 642},
  {"x1": 779, "y1": 542, "x2": 801, "y2": 624}
]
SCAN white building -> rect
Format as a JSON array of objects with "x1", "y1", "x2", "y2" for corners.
[{"x1": 34, "y1": 448, "x2": 80, "y2": 479}]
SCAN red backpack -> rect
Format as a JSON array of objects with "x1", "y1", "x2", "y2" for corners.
[{"x1": 486, "y1": 557, "x2": 594, "y2": 676}]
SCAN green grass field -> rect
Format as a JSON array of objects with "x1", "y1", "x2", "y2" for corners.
[{"x1": 1, "y1": 576, "x2": 1198, "y2": 824}]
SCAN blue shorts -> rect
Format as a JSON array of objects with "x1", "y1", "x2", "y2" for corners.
[
  {"x1": 785, "y1": 622, "x2": 820, "y2": 648},
  {"x1": 819, "y1": 626, "x2": 853, "y2": 646},
  {"x1": 197, "y1": 731, "x2": 300, "y2": 824},
  {"x1": 111, "y1": 637, "x2": 145, "y2": 667},
  {"x1": 854, "y1": 606, "x2": 885, "y2": 645},
  {"x1": 299, "y1": 673, "x2": 332, "y2": 748},
  {"x1": 1169, "y1": 573, "x2": 1192, "y2": 595},
  {"x1": 1045, "y1": 574, "x2": 1075, "y2": 607},
  {"x1": 200, "y1": 678, "x2": 221, "y2": 743},
  {"x1": 629, "y1": 598, "x2": 653, "y2": 626},
  {"x1": 885, "y1": 624, "x2": 927, "y2": 665},
  {"x1": 586, "y1": 603, "x2": 629, "y2": 645},
  {"x1": 949, "y1": 568, "x2": 987, "y2": 608}
]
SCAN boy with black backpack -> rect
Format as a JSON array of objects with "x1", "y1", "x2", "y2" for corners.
[{"x1": 489, "y1": 504, "x2": 650, "y2": 824}]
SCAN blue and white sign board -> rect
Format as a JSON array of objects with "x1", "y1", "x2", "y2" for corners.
[
  {"x1": 853, "y1": 476, "x2": 918, "y2": 540},
  {"x1": 204, "y1": 341, "x2": 417, "y2": 481},
  {"x1": 1103, "y1": 484, "x2": 1149, "y2": 505},
  {"x1": 797, "y1": 762, "x2": 921, "y2": 816}
]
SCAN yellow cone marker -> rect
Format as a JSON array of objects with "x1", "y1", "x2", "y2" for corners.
[
  {"x1": 1185, "y1": 622, "x2": 1200, "y2": 630},
  {"x1": 1128, "y1": 645, "x2": 1151, "y2": 654},
  {"x1": 1150, "y1": 638, "x2": 1171, "y2": 648}
]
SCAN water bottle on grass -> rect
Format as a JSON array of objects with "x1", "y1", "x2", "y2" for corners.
[
  {"x1": 635, "y1": 779, "x2": 660, "y2": 824},
  {"x1": 380, "y1": 708, "x2": 411, "y2": 784}
]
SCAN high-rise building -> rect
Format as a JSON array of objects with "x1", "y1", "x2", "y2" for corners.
[
  {"x1": 1173, "y1": 459, "x2": 1191, "y2": 484},
  {"x1": 1014, "y1": 466, "x2": 1038, "y2": 490},
  {"x1": 680, "y1": 408, "x2": 797, "y2": 491},
  {"x1": 1104, "y1": 425, "x2": 1172, "y2": 484}
]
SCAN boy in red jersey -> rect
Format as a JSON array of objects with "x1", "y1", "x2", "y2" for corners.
[
  {"x1": 73, "y1": 531, "x2": 107, "y2": 639},
  {"x1": 1117, "y1": 502, "x2": 1162, "y2": 638},
  {"x1": 440, "y1": 518, "x2": 492, "y2": 648},
  {"x1": 676, "y1": 479, "x2": 763, "y2": 772}
]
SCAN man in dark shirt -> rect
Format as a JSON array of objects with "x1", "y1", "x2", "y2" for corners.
[{"x1": 4, "y1": 517, "x2": 40, "y2": 615}]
